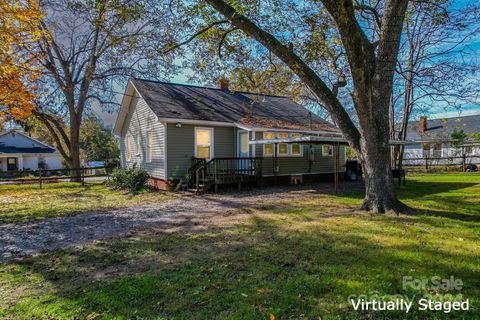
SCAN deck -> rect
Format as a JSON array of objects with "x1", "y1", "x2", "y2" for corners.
[{"x1": 189, "y1": 157, "x2": 263, "y2": 193}]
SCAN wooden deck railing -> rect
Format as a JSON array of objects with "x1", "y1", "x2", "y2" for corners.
[{"x1": 194, "y1": 157, "x2": 262, "y2": 193}]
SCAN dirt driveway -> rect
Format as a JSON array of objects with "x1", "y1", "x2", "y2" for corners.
[{"x1": 0, "y1": 183, "x2": 360, "y2": 263}]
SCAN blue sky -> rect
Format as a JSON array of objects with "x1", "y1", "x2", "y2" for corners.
[
  {"x1": 425, "y1": 0, "x2": 480, "y2": 118},
  {"x1": 168, "y1": 0, "x2": 479, "y2": 121},
  {"x1": 98, "y1": 0, "x2": 479, "y2": 125}
]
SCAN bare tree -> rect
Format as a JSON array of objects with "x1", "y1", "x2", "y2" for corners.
[
  {"x1": 391, "y1": 1, "x2": 480, "y2": 169},
  {"x1": 32, "y1": 0, "x2": 170, "y2": 178}
]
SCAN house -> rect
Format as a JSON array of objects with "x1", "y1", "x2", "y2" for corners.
[
  {"x1": 403, "y1": 114, "x2": 480, "y2": 165},
  {"x1": 0, "y1": 130, "x2": 63, "y2": 171},
  {"x1": 114, "y1": 78, "x2": 347, "y2": 191}
]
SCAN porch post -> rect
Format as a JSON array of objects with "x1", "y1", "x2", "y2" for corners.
[
  {"x1": 251, "y1": 131, "x2": 256, "y2": 157},
  {"x1": 274, "y1": 143, "x2": 278, "y2": 179},
  {"x1": 18, "y1": 156, "x2": 24, "y2": 171},
  {"x1": 333, "y1": 143, "x2": 338, "y2": 193}
]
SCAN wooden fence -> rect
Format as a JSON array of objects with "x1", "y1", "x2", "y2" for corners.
[
  {"x1": 0, "y1": 166, "x2": 116, "y2": 188},
  {"x1": 403, "y1": 155, "x2": 480, "y2": 173}
]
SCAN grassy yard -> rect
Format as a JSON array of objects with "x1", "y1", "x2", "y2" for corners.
[
  {"x1": 1, "y1": 173, "x2": 479, "y2": 319},
  {"x1": 0, "y1": 181, "x2": 170, "y2": 224}
]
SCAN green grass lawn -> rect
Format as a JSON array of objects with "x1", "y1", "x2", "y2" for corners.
[
  {"x1": 0, "y1": 181, "x2": 170, "y2": 224},
  {"x1": 1, "y1": 173, "x2": 479, "y2": 319}
]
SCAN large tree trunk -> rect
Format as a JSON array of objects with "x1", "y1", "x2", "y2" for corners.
[
  {"x1": 360, "y1": 138, "x2": 404, "y2": 213},
  {"x1": 356, "y1": 91, "x2": 406, "y2": 213},
  {"x1": 69, "y1": 113, "x2": 82, "y2": 182},
  {"x1": 356, "y1": 91, "x2": 408, "y2": 213},
  {"x1": 205, "y1": 0, "x2": 410, "y2": 213}
]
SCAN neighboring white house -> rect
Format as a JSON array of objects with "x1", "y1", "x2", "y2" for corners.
[
  {"x1": 0, "y1": 130, "x2": 63, "y2": 171},
  {"x1": 403, "y1": 115, "x2": 480, "y2": 165}
]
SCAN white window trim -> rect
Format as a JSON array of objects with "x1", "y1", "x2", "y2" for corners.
[
  {"x1": 194, "y1": 127, "x2": 214, "y2": 160},
  {"x1": 290, "y1": 143, "x2": 303, "y2": 157},
  {"x1": 263, "y1": 132, "x2": 304, "y2": 157},
  {"x1": 289, "y1": 133, "x2": 303, "y2": 157},
  {"x1": 322, "y1": 144, "x2": 333, "y2": 157},
  {"x1": 435, "y1": 143, "x2": 443, "y2": 158},
  {"x1": 237, "y1": 130, "x2": 250, "y2": 157},
  {"x1": 277, "y1": 133, "x2": 289, "y2": 156},
  {"x1": 263, "y1": 132, "x2": 275, "y2": 156},
  {"x1": 163, "y1": 122, "x2": 168, "y2": 180},
  {"x1": 126, "y1": 135, "x2": 132, "y2": 161},
  {"x1": 136, "y1": 133, "x2": 141, "y2": 156},
  {"x1": 146, "y1": 130, "x2": 152, "y2": 163}
]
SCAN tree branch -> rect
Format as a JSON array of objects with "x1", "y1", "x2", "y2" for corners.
[
  {"x1": 218, "y1": 28, "x2": 238, "y2": 58},
  {"x1": 321, "y1": 0, "x2": 376, "y2": 89},
  {"x1": 33, "y1": 110, "x2": 72, "y2": 163},
  {"x1": 354, "y1": 2, "x2": 382, "y2": 29},
  {"x1": 205, "y1": 0, "x2": 361, "y2": 150},
  {"x1": 164, "y1": 20, "x2": 229, "y2": 54}
]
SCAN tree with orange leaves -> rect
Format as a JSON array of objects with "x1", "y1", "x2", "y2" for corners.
[{"x1": 0, "y1": 0, "x2": 44, "y2": 123}]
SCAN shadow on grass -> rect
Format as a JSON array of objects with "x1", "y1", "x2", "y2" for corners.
[
  {"x1": 396, "y1": 180, "x2": 477, "y2": 199},
  {"x1": 205, "y1": 181, "x2": 365, "y2": 198},
  {"x1": 209, "y1": 179, "x2": 477, "y2": 200},
  {"x1": 4, "y1": 212, "x2": 479, "y2": 320},
  {"x1": 410, "y1": 207, "x2": 480, "y2": 224}
]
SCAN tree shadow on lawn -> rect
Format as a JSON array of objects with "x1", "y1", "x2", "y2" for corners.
[
  {"x1": 327, "y1": 180, "x2": 480, "y2": 221},
  {"x1": 410, "y1": 207, "x2": 480, "y2": 225},
  {"x1": 214, "y1": 179, "x2": 479, "y2": 217},
  {"x1": 207, "y1": 179, "x2": 477, "y2": 202},
  {"x1": 396, "y1": 180, "x2": 478, "y2": 200},
  {"x1": 205, "y1": 181, "x2": 365, "y2": 199},
  {"x1": 396, "y1": 179, "x2": 480, "y2": 223},
  {"x1": 3, "y1": 212, "x2": 479, "y2": 320}
]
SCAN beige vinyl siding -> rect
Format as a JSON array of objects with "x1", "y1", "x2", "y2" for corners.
[
  {"x1": 166, "y1": 124, "x2": 235, "y2": 179},
  {"x1": 119, "y1": 93, "x2": 166, "y2": 179},
  {"x1": 254, "y1": 132, "x2": 346, "y2": 176}
]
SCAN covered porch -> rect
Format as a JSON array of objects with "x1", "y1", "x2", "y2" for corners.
[
  {"x1": 0, "y1": 155, "x2": 23, "y2": 172},
  {"x1": 188, "y1": 129, "x2": 349, "y2": 193},
  {"x1": 248, "y1": 135, "x2": 349, "y2": 192}
]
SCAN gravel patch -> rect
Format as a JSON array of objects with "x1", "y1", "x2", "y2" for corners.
[{"x1": 0, "y1": 182, "x2": 362, "y2": 262}]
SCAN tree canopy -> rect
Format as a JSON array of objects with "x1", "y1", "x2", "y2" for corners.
[
  {"x1": 165, "y1": 0, "x2": 409, "y2": 212},
  {"x1": 27, "y1": 0, "x2": 173, "y2": 171},
  {"x1": 0, "y1": 0, "x2": 44, "y2": 123},
  {"x1": 80, "y1": 117, "x2": 119, "y2": 165}
]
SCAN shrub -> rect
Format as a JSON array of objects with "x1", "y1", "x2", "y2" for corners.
[{"x1": 110, "y1": 165, "x2": 149, "y2": 192}]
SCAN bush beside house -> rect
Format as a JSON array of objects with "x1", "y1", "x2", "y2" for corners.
[{"x1": 110, "y1": 166, "x2": 149, "y2": 193}]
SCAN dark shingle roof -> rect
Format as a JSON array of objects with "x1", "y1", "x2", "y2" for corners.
[
  {"x1": 131, "y1": 79, "x2": 337, "y2": 131},
  {"x1": 406, "y1": 114, "x2": 480, "y2": 141},
  {"x1": 0, "y1": 144, "x2": 57, "y2": 154}
]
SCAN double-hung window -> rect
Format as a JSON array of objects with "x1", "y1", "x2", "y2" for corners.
[
  {"x1": 291, "y1": 133, "x2": 302, "y2": 156},
  {"x1": 263, "y1": 132, "x2": 275, "y2": 156},
  {"x1": 263, "y1": 132, "x2": 303, "y2": 156},
  {"x1": 38, "y1": 157, "x2": 47, "y2": 170},
  {"x1": 136, "y1": 134, "x2": 141, "y2": 156},
  {"x1": 277, "y1": 133, "x2": 289, "y2": 155},
  {"x1": 422, "y1": 143, "x2": 430, "y2": 157},
  {"x1": 195, "y1": 127, "x2": 213, "y2": 160},
  {"x1": 432, "y1": 143, "x2": 442, "y2": 158},
  {"x1": 126, "y1": 135, "x2": 132, "y2": 161},
  {"x1": 146, "y1": 131, "x2": 153, "y2": 162},
  {"x1": 322, "y1": 144, "x2": 333, "y2": 156}
]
